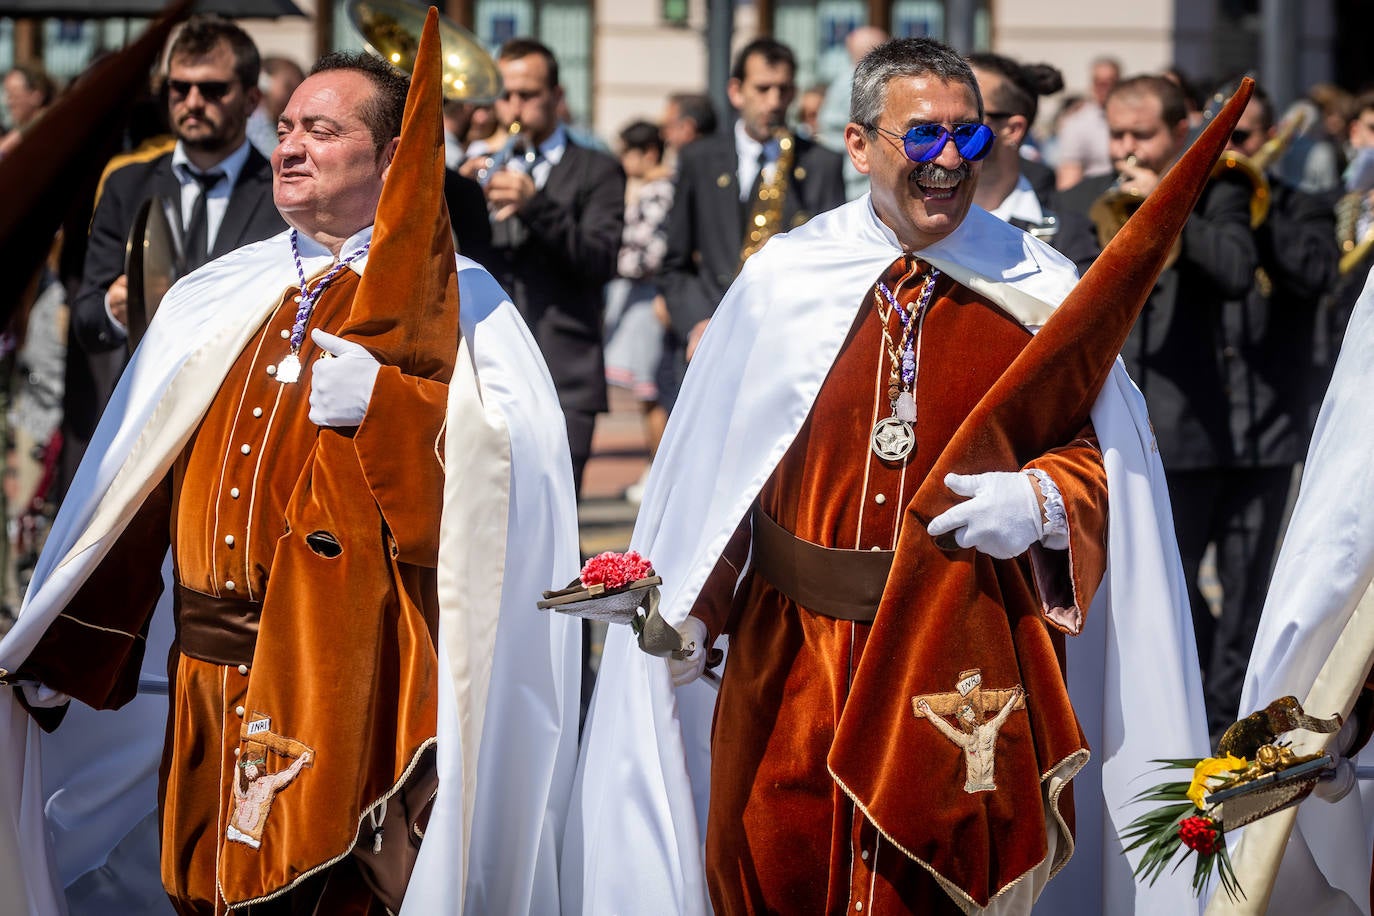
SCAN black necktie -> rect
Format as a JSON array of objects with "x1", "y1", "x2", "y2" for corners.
[{"x1": 182, "y1": 169, "x2": 225, "y2": 274}]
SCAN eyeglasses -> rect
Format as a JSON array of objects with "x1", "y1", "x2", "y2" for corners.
[
  {"x1": 870, "y1": 122, "x2": 995, "y2": 163},
  {"x1": 984, "y1": 110, "x2": 1017, "y2": 121},
  {"x1": 168, "y1": 79, "x2": 234, "y2": 102},
  {"x1": 1230, "y1": 127, "x2": 1253, "y2": 145}
]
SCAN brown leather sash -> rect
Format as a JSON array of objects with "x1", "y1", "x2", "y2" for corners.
[
  {"x1": 175, "y1": 584, "x2": 260, "y2": 667},
  {"x1": 751, "y1": 507, "x2": 894, "y2": 622}
]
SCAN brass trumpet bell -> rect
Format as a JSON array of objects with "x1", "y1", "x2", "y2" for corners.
[{"x1": 347, "y1": 0, "x2": 500, "y2": 103}]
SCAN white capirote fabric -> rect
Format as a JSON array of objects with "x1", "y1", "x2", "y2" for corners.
[
  {"x1": 563, "y1": 196, "x2": 1206, "y2": 915},
  {"x1": 0, "y1": 230, "x2": 580, "y2": 916},
  {"x1": 1206, "y1": 268, "x2": 1374, "y2": 916}
]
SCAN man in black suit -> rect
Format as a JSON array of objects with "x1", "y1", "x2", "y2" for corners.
[
  {"x1": 1059, "y1": 75, "x2": 1261, "y2": 740},
  {"x1": 1206, "y1": 81, "x2": 1337, "y2": 736},
  {"x1": 658, "y1": 38, "x2": 846, "y2": 404},
  {"x1": 63, "y1": 16, "x2": 285, "y2": 501},
  {"x1": 966, "y1": 52, "x2": 1097, "y2": 273},
  {"x1": 465, "y1": 38, "x2": 624, "y2": 494},
  {"x1": 73, "y1": 16, "x2": 285, "y2": 355}
]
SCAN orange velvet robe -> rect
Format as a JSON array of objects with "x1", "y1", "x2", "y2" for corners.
[
  {"x1": 692, "y1": 262, "x2": 1108, "y2": 914},
  {"x1": 16, "y1": 268, "x2": 448, "y2": 914}
]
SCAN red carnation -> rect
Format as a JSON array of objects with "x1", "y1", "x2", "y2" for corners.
[
  {"x1": 579, "y1": 550, "x2": 654, "y2": 590},
  {"x1": 1178, "y1": 815, "x2": 1220, "y2": 856}
]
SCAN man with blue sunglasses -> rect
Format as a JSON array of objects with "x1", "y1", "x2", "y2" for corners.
[{"x1": 573, "y1": 34, "x2": 1198, "y2": 916}]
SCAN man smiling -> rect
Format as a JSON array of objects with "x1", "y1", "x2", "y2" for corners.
[
  {"x1": 1, "y1": 30, "x2": 578, "y2": 915},
  {"x1": 570, "y1": 37, "x2": 1208, "y2": 915}
]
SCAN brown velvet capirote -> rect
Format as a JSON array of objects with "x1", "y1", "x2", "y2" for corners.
[{"x1": 695, "y1": 260, "x2": 1109, "y2": 913}]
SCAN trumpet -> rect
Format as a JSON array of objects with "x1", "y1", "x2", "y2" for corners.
[
  {"x1": 1089, "y1": 155, "x2": 1182, "y2": 269},
  {"x1": 476, "y1": 121, "x2": 538, "y2": 186}
]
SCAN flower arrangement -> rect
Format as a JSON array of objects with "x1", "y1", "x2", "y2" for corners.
[
  {"x1": 537, "y1": 550, "x2": 662, "y2": 624},
  {"x1": 579, "y1": 550, "x2": 654, "y2": 591},
  {"x1": 1121, "y1": 754, "x2": 1247, "y2": 901}
]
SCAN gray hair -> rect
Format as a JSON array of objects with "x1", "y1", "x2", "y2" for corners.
[{"x1": 850, "y1": 37, "x2": 982, "y2": 129}]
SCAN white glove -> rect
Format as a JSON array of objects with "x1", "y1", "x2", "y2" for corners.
[
  {"x1": 21, "y1": 682, "x2": 70, "y2": 708},
  {"x1": 927, "y1": 471, "x2": 1044, "y2": 559},
  {"x1": 309, "y1": 328, "x2": 381, "y2": 427},
  {"x1": 1315, "y1": 715, "x2": 1361, "y2": 804},
  {"x1": 667, "y1": 615, "x2": 709, "y2": 687}
]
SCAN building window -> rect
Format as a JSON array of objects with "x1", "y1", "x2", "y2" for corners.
[{"x1": 475, "y1": 0, "x2": 593, "y2": 129}]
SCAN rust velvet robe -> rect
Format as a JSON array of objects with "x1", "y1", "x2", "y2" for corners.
[
  {"x1": 691, "y1": 262, "x2": 1108, "y2": 913},
  {"x1": 13, "y1": 258, "x2": 447, "y2": 913}
]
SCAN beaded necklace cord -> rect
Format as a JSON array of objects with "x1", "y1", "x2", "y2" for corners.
[
  {"x1": 874, "y1": 265, "x2": 939, "y2": 421},
  {"x1": 276, "y1": 230, "x2": 371, "y2": 384}
]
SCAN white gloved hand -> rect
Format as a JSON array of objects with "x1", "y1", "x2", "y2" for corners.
[
  {"x1": 21, "y1": 682, "x2": 70, "y2": 708},
  {"x1": 667, "y1": 615, "x2": 709, "y2": 687},
  {"x1": 927, "y1": 471, "x2": 1044, "y2": 559},
  {"x1": 309, "y1": 328, "x2": 381, "y2": 427},
  {"x1": 1315, "y1": 715, "x2": 1361, "y2": 804}
]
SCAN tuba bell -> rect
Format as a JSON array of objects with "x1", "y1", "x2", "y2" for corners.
[{"x1": 347, "y1": 0, "x2": 500, "y2": 104}]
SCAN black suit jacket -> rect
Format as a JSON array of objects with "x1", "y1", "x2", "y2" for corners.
[
  {"x1": 465, "y1": 140, "x2": 625, "y2": 414},
  {"x1": 72, "y1": 146, "x2": 284, "y2": 354},
  {"x1": 1223, "y1": 178, "x2": 1337, "y2": 466},
  {"x1": 1060, "y1": 171, "x2": 1259, "y2": 469},
  {"x1": 659, "y1": 131, "x2": 846, "y2": 337}
]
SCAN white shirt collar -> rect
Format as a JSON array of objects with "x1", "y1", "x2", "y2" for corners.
[
  {"x1": 292, "y1": 224, "x2": 375, "y2": 277},
  {"x1": 536, "y1": 124, "x2": 568, "y2": 167},
  {"x1": 988, "y1": 175, "x2": 1045, "y2": 224},
  {"x1": 171, "y1": 137, "x2": 253, "y2": 188}
]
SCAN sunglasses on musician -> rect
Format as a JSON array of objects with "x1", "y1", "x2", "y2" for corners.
[
  {"x1": 870, "y1": 122, "x2": 995, "y2": 164},
  {"x1": 168, "y1": 79, "x2": 235, "y2": 102}
]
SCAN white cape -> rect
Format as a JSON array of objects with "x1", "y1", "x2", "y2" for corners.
[
  {"x1": 1206, "y1": 269, "x2": 1374, "y2": 916},
  {"x1": 0, "y1": 231, "x2": 581, "y2": 916},
  {"x1": 563, "y1": 197, "x2": 1207, "y2": 915}
]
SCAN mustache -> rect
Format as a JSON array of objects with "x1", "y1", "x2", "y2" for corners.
[{"x1": 910, "y1": 161, "x2": 971, "y2": 184}]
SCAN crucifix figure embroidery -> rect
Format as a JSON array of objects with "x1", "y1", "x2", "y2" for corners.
[
  {"x1": 227, "y1": 716, "x2": 316, "y2": 849},
  {"x1": 913, "y1": 669, "x2": 1026, "y2": 793}
]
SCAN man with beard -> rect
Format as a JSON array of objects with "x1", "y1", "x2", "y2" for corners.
[
  {"x1": 1059, "y1": 75, "x2": 1260, "y2": 741},
  {"x1": 72, "y1": 16, "x2": 284, "y2": 356},
  {"x1": 657, "y1": 37, "x2": 845, "y2": 407}
]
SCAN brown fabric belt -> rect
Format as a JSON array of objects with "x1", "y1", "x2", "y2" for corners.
[
  {"x1": 751, "y1": 506, "x2": 894, "y2": 622},
  {"x1": 175, "y1": 584, "x2": 260, "y2": 667}
]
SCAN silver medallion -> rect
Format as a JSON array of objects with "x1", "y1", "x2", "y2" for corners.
[
  {"x1": 275, "y1": 352, "x2": 301, "y2": 384},
  {"x1": 871, "y1": 416, "x2": 915, "y2": 462}
]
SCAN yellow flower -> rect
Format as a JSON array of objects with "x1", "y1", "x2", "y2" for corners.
[{"x1": 1187, "y1": 754, "x2": 1247, "y2": 809}]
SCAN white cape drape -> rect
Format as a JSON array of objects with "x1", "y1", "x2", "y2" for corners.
[
  {"x1": 563, "y1": 197, "x2": 1207, "y2": 915},
  {"x1": 0, "y1": 233, "x2": 580, "y2": 916},
  {"x1": 1206, "y1": 269, "x2": 1374, "y2": 916}
]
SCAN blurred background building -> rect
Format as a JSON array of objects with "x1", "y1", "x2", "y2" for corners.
[{"x1": 0, "y1": 0, "x2": 1361, "y2": 155}]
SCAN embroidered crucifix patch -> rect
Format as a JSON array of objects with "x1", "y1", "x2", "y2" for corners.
[
  {"x1": 227, "y1": 714, "x2": 315, "y2": 850},
  {"x1": 912, "y1": 669, "x2": 1025, "y2": 794}
]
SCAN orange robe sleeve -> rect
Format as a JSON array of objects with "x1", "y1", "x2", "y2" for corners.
[
  {"x1": 15, "y1": 475, "x2": 172, "y2": 727},
  {"x1": 1023, "y1": 427, "x2": 1108, "y2": 636},
  {"x1": 688, "y1": 513, "x2": 753, "y2": 644},
  {"x1": 354, "y1": 365, "x2": 449, "y2": 568}
]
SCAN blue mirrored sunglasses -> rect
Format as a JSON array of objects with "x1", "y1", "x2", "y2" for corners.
[{"x1": 872, "y1": 122, "x2": 995, "y2": 163}]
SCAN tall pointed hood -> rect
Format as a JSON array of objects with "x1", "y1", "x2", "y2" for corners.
[
  {"x1": 0, "y1": 0, "x2": 189, "y2": 322},
  {"x1": 914, "y1": 78, "x2": 1255, "y2": 525},
  {"x1": 339, "y1": 6, "x2": 458, "y2": 382}
]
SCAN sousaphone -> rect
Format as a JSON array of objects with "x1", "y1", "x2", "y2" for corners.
[{"x1": 347, "y1": 0, "x2": 501, "y2": 103}]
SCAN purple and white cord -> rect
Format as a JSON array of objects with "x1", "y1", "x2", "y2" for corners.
[
  {"x1": 288, "y1": 229, "x2": 371, "y2": 354},
  {"x1": 877, "y1": 267, "x2": 939, "y2": 388}
]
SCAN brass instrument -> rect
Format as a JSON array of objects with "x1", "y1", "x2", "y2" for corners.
[
  {"x1": 123, "y1": 194, "x2": 177, "y2": 351},
  {"x1": 1335, "y1": 190, "x2": 1374, "y2": 275},
  {"x1": 738, "y1": 129, "x2": 797, "y2": 272},
  {"x1": 476, "y1": 120, "x2": 538, "y2": 186},
  {"x1": 1089, "y1": 155, "x2": 1182, "y2": 270},
  {"x1": 347, "y1": 0, "x2": 500, "y2": 104}
]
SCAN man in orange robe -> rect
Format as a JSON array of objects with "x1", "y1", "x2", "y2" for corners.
[
  {"x1": 568, "y1": 37, "x2": 1206, "y2": 916},
  {"x1": 0, "y1": 22, "x2": 579, "y2": 916}
]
